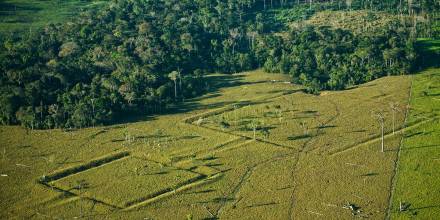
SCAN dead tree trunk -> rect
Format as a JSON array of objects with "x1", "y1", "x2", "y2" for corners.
[{"x1": 381, "y1": 120, "x2": 384, "y2": 152}]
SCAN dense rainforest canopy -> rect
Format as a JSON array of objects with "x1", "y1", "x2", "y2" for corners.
[{"x1": 0, "y1": 0, "x2": 438, "y2": 129}]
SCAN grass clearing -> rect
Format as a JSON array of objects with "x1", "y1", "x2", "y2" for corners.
[
  {"x1": 200, "y1": 76, "x2": 410, "y2": 153},
  {"x1": 0, "y1": 0, "x2": 109, "y2": 35},
  {"x1": 390, "y1": 68, "x2": 440, "y2": 219},
  {"x1": 0, "y1": 69, "x2": 428, "y2": 219},
  {"x1": 298, "y1": 10, "x2": 412, "y2": 34}
]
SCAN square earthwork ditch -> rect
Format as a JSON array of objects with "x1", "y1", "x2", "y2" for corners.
[{"x1": 49, "y1": 157, "x2": 203, "y2": 208}]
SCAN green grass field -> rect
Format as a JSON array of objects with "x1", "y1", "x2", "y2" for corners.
[
  {"x1": 2, "y1": 68, "x2": 434, "y2": 219},
  {"x1": 390, "y1": 68, "x2": 440, "y2": 219},
  {"x1": 0, "y1": 0, "x2": 108, "y2": 35}
]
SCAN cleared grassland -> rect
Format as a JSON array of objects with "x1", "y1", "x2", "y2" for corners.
[
  {"x1": 201, "y1": 76, "x2": 410, "y2": 151},
  {"x1": 304, "y1": 10, "x2": 396, "y2": 29},
  {"x1": 390, "y1": 68, "x2": 440, "y2": 219},
  {"x1": 0, "y1": 70, "x2": 417, "y2": 219},
  {"x1": 0, "y1": 0, "x2": 108, "y2": 35}
]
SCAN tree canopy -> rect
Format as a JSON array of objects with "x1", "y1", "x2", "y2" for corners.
[{"x1": 0, "y1": 0, "x2": 436, "y2": 129}]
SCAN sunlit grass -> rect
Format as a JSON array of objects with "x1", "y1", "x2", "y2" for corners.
[
  {"x1": 0, "y1": 0, "x2": 109, "y2": 35},
  {"x1": 0, "y1": 70, "x2": 418, "y2": 219},
  {"x1": 391, "y1": 68, "x2": 440, "y2": 219}
]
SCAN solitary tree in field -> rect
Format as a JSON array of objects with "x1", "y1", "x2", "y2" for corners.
[
  {"x1": 233, "y1": 104, "x2": 239, "y2": 122},
  {"x1": 261, "y1": 127, "x2": 270, "y2": 140},
  {"x1": 219, "y1": 117, "x2": 230, "y2": 131},
  {"x1": 390, "y1": 102, "x2": 401, "y2": 135},
  {"x1": 300, "y1": 121, "x2": 308, "y2": 136},
  {"x1": 250, "y1": 119, "x2": 260, "y2": 140},
  {"x1": 124, "y1": 127, "x2": 134, "y2": 144},
  {"x1": 373, "y1": 111, "x2": 385, "y2": 152},
  {"x1": 276, "y1": 109, "x2": 283, "y2": 123},
  {"x1": 76, "y1": 180, "x2": 89, "y2": 218}
]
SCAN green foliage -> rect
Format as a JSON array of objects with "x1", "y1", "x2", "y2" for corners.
[
  {"x1": 260, "y1": 126, "x2": 270, "y2": 139},
  {"x1": 260, "y1": 25, "x2": 417, "y2": 90},
  {"x1": 219, "y1": 119, "x2": 231, "y2": 130},
  {"x1": 0, "y1": 0, "x2": 436, "y2": 129}
]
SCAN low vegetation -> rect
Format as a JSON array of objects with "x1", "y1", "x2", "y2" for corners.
[
  {"x1": 0, "y1": 70, "x2": 424, "y2": 219},
  {"x1": 261, "y1": 24, "x2": 416, "y2": 92},
  {"x1": 0, "y1": 0, "x2": 109, "y2": 35},
  {"x1": 390, "y1": 68, "x2": 440, "y2": 219}
]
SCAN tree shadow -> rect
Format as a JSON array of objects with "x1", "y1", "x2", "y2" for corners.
[
  {"x1": 205, "y1": 163, "x2": 224, "y2": 167},
  {"x1": 350, "y1": 129, "x2": 367, "y2": 133},
  {"x1": 183, "y1": 189, "x2": 216, "y2": 195},
  {"x1": 402, "y1": 144, "x2": 439, "y2": 151},
  {"x1": 425, "y1": 92, "x2": 440, "y2": 97},
  {"x1": 110, "y1": 139, "x2": 124, "y2": 143},
  {"x1": 17, "y1": 144, "x2": 32, "y2": 149},
  {"x1": 371, "y1": 93, "x2": 387, "y2": 99},
  {"x1": 200, "y1": 156, "x2": 218, "y2": 161},
  {"x1": 315, "y1": 125, "x2": 337, "y2": 129},
  {"x1": 405, "y1": 131, "x2": 424, "y2": 138},
  {"x1": 408, "y1": 204, "x2": 440, "y2": 211},
  {"x1": 179, "y1": 135, "x2": 201, "y2": 140},
  {"x1": 287, "y1": 134, "x2": 313, "y2": 140},
  {"x1": 142, "y1": 171, "x2": 169, "y2": 176},
  {"x1": 415, "y1": 39, "x2": 440, "y2": 70},
  {"x1": 245, "y1": 201, "x2": 278, "y2": 208},
  {"x1": 88, "y1": 129, "x2": 109, "y2": 139},
  {"x1": 359, "y1": 172, "x2": 379, "y2": 177},
  {"x1": 171, "y1": 74, "x2": 301, "y2": 116},
  {"x1": 300, "y1": 110, "x2": 318, "y2": 114},
  {"x1": 111, "y1": 114, "x2": 156, "y2": 125},
  {"x1": 205, "y1": 74, "x2": 247, "y2": 89},
  {"x1": 175, "y1": 99, "x2": 272, "y2": 116},
  {"x1": 83, "y1": 73, "x2": 300, "y2": 127},
  {"x1": 136, "y1": 134, "x2": 170, "y2": 139}
]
